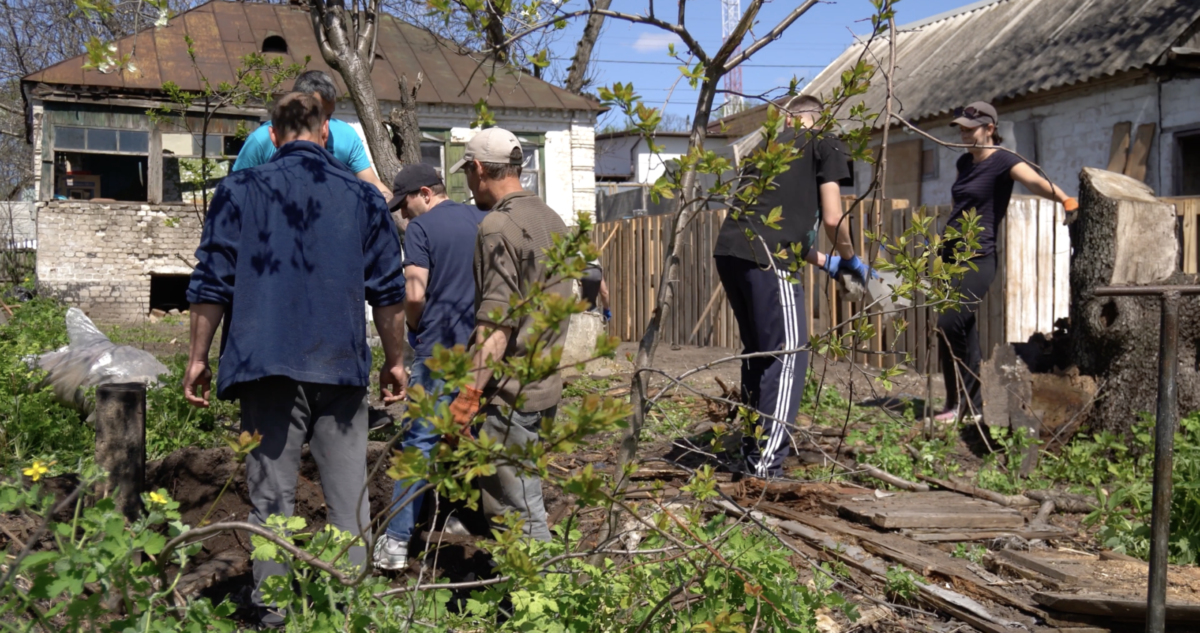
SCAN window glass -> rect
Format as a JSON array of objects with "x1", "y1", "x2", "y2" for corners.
[
  {"x1": 87, "y1": 128, "x2": 118, "y2": 152},
  {"x1": 520, "y1": 147, "x2": 539, "y2": 195},
  {"x1": 224, "y1": 136, "x2": 245, "y2": 156},
  {"x1": 120, "y1": 130, "x2": 149, "y2": 153},
  {"x1": 192, "y1": 135, "x2": 226, "y2": 157},
  {"x1": 56, "y1": 126, "x2": 86, "y2": 149},
  {"x1": 420, "y1": 141, "x2": 443, "y2": 175}
]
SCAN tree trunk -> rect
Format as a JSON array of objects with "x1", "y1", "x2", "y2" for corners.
[
  {"x1": 388, "y1": 73, "x2": 423, "y2": 167},
  {"x1": 564, "y1": 0, "x2": 611, "y2": 94},
  {"x1": 1067, "y1": 167, "x2": 1200, "y2": 434},
  {"x1": 337, "y1": 54, "x2": 402, "y2": 184},
  {"x1": 615, "y1": 76, "x2": 718, "y2": 479},
  {"x1": 310, "y1": 1, "x2": 402, "y2": 185}
]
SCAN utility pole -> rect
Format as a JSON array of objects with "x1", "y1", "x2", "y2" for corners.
[{"x1": 721, "y1": 0, "x2": 743, "y2": 118}]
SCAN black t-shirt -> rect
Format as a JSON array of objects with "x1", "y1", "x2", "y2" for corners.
[
  {"x1": 947, "y1": 150, "x2": 1023, "y2": 257},
  {"x1": 713, "y1": 129, "x2": 851, "y2": 267},
  {"x1": 580, "y1": 263, "x2": 603, "y2": 310}
]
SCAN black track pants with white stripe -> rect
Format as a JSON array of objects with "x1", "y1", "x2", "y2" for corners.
[{"x1": 715, "y1": 255, "x2": 808, "y2": 478}]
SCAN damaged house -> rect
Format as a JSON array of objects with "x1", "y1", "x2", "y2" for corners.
[{"x1": 21, "y1": 0, "x2": 601, "y2": 322}]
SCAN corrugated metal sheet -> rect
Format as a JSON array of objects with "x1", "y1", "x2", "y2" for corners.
[
  {"x1": 24, "y1": 0, "x2": 600, "y2": 112},
  {"x1": 802, "y1": 0, "x2": 1200, "y2": 125}
]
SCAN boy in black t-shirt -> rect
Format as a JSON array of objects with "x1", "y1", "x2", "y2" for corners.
[{"x1": 713, "y1": 94, "x2": 873, "y2": 479}]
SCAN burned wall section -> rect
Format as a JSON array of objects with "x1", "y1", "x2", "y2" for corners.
[{"x1": 36, "y1": 201, "x2": 203, "y2": 323}]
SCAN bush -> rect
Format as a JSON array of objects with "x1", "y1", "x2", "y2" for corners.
[{"x1": 0, "y1": 291, "x2": 89, "y2": 472}]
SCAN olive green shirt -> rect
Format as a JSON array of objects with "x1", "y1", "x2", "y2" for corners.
[{"x1": 473, "y1": 191, "x2": 572, "y2": 412}]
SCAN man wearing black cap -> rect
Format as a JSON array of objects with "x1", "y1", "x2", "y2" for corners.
[{"x1": 374, "y1": 163, "x2": 488, "y2": 570}]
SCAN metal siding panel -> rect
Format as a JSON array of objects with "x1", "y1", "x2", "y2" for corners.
[
  {"x1": 397, "y1": 22, "x2": 476, "y2": 106},
  {"x1": 213, "y1": 2, "x2": 256, "y2": 43},
  {"x1": 124, "y1": 28, "x2": 163, "y2": 90},
  {"x1": 185, "y1": 10, "x2": 236, "y2": 85},
  {"x1": 275, "y1": 10, "x2": 343, "y2": 93},
  {"x1": 379, "y1": 20, "x2": 449, "y2": 104},
  {"x1": 155, "y1": 19, "x2": 202, "y2": 92}
]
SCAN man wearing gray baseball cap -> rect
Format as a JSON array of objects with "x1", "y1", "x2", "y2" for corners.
[{"x1": 445, "y1": 127, "x2": 572, "y2": 542}]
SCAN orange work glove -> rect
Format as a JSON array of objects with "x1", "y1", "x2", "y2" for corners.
[
  {"x1": 1062, "y1": 197, "x2": 1080, "y2": 225},
  {"x1": 446, "y1": 386, "x2": 484, "y2": 442}
]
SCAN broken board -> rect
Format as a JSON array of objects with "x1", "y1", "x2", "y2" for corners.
[{"x1": 825, "y1": 490, "x2": 1025, "y2": 530}]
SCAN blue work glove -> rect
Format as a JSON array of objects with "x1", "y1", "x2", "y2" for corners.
[
  {"x1": 820, "y1": 253, "x2": 841, "y2": 277},
  {"x1": 603, "y1": 308, "x2": 612, "y2": 321},
  {"x1": 839, "y1": 255, "x2": 879, "y2": 282},
  {"x1": 407, "y1": 331, "x2": 419, "y2": 348}
]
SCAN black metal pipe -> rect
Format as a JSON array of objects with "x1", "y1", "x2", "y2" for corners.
[
  {"x1": 1093, "y1": 285, "x2": 1200, "y2": 297},
  {"x1": 1146, "y1": 291, "x2": 1180, "y2": 633}
]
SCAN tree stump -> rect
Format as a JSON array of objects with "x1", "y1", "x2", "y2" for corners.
[{"x1": 1068, "y1": 167, "x2": 1200, "y2": 433}]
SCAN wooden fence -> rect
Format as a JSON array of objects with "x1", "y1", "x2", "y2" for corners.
[
  {"x1": 594, "y1": 195, "x2": 1079, "y2": 372},
  {"x1": 1164, "y1": 197, "x2": 1200, "y2": 275}
]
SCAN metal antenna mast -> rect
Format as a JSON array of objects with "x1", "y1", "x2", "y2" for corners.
[{"x1": 721, "y1": 0, "x2": 743, "y2": 117}]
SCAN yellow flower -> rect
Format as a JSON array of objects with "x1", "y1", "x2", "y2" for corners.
[
  {"x1": 22, "y1": 460, "x2": 50, "y2": 482},
  {"x1": 148, "y1": 491, "x2": 168, "y2": 505}
]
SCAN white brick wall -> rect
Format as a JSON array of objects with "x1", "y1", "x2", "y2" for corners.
[{"x1": 36, "y1": 201, "x2": 203, "y2": 323}]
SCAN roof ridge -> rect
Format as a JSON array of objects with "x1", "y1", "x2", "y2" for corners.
[{"x1": 895, "y1": 0, "x2": 1010, "y2": 32}]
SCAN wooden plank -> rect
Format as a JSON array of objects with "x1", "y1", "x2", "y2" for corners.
[
  {"x1": 905, "y1": 527, "x2": 1069, "y2": 542},
  {"x1": 1036, "y1": 198, "x2": 1055, "y2": 334},
  {"x1": 997, "y1": 550, "x2": 1083, "y2": 584},
  {"x1": 737, "y1": 510, "x2": 1033, "y2": 632},
  {"x1": 757, "y1": 503, "x2": 1043, "y2": 620},
  {"x1": 1183, "y1": 203, "x2": 1198, "y2": 275},
  {"x1": 1122, "y1": 123, "x2": 1155, "y2": 183},
  {"x1": 830, "y1": 491, "x2": 1026, "y2": 530},
  {"x1": 1106, "y1": 121, "x2": 1132, "y2": 173},
  {"x1": 1034, "y1": 592, "x2": 1200, "y2": 623},
  {"x1": 1053, "y1": 199, "x2": 1071, "y2": 327}
]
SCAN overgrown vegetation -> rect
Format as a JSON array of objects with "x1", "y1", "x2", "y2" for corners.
[{"x1": 0, "y1": 289, "x2": 234, "y2": 473}]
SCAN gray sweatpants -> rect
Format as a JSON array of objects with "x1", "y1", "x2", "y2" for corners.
[
  {"x1": 478, "y1": 405, "x2": 556, "y2": 542},
  {"x1": 239, "y1": 376, "x2": 371, "y2": 608}
]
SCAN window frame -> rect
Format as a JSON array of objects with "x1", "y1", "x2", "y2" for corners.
[
  {"x1": 53, "y1": 125, "x2": 151, "y2": 156},
  {"x1": 515, "y1": 133, "x2": 545, "y2": 200}
]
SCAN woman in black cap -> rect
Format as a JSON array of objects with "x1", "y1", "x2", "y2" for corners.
[{"x1": 930, "y1": 101, "x2": 1079, "y2": 425}]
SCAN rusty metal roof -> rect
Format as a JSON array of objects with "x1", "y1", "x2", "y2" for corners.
[
  {"x1": 23, "y1": 0, "x2": 601, "y2": 112},
  {"x1": 800, "y1": 0, "x2": 1200, "y2": 125}
]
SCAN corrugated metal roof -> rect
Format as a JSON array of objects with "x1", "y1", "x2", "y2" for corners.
[
  {"x1": 801, "y1": 0, "x2": 1200, "y2": 125},
  {"x1": 23, "y1": 0, "x2": 601, "y2": 112}
]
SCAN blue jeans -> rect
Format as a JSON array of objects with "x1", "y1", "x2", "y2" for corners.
[{"x1": 385, "y1": 358, "x2": 454, "y2": 541}]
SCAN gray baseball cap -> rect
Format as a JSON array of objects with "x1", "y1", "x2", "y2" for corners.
[{"x1": 449, "y1": 127, "x2": 523, "y2": 173}]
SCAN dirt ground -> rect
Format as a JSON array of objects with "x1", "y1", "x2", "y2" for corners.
[{"x1": 12, "y1": 322, "x2": 967, "y2": 626}]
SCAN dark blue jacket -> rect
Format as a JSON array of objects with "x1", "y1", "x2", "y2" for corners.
[{"x1": 187, "y1": 141, "x2": 405, "y2": 399}]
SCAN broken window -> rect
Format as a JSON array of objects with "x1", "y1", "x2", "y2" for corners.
[
  {"x1": 161, "y1": 131, "x2": 243, "y2": 204},
  {"x1": 1178, "y1": 132, "x2": 1200, "y2": 196},
  {"x1": 52, "y1": 126, "x2": 150, "y2": 201},
  {"x1": 149, "y1": 274, "x2": 190, "y2": 314}
]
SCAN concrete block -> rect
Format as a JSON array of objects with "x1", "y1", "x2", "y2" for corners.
[{"x1": 561, "y1": 312, "x2": 604, "y2": 368}]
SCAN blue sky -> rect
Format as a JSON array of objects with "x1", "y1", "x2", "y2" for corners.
[{"x1": 548, "y1": 0, "x2": 971, "y2": 128}]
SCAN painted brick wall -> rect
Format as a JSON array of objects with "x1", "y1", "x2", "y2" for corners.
[{"x1": 36, "y1": 201, "x2": 201, "y2": 323}]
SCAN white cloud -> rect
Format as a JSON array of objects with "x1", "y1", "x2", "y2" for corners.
[{"x1": 631, "y1": 32, "x2": 683, "y2": 54}]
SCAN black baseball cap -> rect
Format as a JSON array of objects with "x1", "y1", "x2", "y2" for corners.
[
  {"x1": 951, "y1": 101, "x2": 998, "y2": 129},
  {"x1": 387, "y1": 163, "x2": 442, "y2": 211}
]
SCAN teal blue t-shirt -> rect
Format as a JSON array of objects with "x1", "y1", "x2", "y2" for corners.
[{"x1": 231, "y1": 118, "x2": 372, "y2": 173}]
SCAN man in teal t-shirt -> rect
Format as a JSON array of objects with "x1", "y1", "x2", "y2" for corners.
[{"x1": 232, "y1": 70, "x2": 392, "y2": 200}]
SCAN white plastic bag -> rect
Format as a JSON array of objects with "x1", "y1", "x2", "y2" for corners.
[{"x1": 35, "y1": 308, "x2": 169, "y2": 412}]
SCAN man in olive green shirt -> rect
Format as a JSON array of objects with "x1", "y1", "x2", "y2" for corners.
[{"x1": 447, "y1": 127, "x2": 571, "y2": 541}]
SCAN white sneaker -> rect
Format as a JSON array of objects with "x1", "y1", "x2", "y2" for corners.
[{"x1": 373, "y1": 535, "x2": 408, "y2": 571}]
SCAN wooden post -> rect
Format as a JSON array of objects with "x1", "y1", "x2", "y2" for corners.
[{"x1": 95, "y1": 383, "x2": 147, "y2": 521}]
